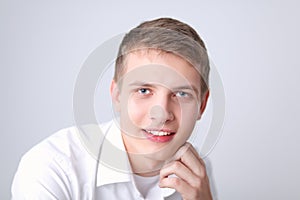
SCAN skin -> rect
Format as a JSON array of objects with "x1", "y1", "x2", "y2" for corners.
[{"x1": 110, "y1": 50, "x2": 212, "y2": 200}]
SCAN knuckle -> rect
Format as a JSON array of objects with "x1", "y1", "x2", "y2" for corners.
[
  {"x1": 193, "y1": 177, "x2": 202, "y2": 188},
  {"x1": 172, "y1": 161, "x2": 182, "y2": 171},
  {"x1": 202, "y1": 170, "x2": 208, "y2": 179},
  {"x1": 171, "y1": 177, "x2": 181, "y2": 187},
  {"x1": 194, "y1": 166, "x2": 202, "y2": 176},
  {"x1": 160, "y1": 166, "x2": 167, "y2": 175},
  {"x1": 199, "y1": 166, "x2": 208, "y2": 178}
]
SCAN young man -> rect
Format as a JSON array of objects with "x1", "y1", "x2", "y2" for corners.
[{"x1": 12, "y1": 18, "x2": 214, "y2": 199}]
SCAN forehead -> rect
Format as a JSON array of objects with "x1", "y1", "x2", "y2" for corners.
[{"x1": 121, "y1": 50, "x2": 201, "y2": 89}]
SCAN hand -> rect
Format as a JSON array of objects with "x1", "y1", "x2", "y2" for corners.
[{"x1": 159, "y1": 143, "x2": 213, "y2": 200}]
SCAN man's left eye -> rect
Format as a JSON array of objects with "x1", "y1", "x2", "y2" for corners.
[{"x1": 175, "y1": 91, "x2": 189, "y2": 97}]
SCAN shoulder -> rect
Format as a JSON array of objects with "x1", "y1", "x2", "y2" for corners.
[
  {"x1": 11, "y1": 124, "x2": 105, "y2": 199},
  {"x1": 20, "y1": 126, "x2": 83, "y2": 165},
  {"x1": 11, "y1": 126, "x2": 85, "y2": 199},
  {"x1": 20, "y1": 122, "x2": 112, "y2": 163}
]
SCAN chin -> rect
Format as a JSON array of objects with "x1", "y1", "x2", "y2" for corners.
[{"x1": 143, "y1": 142, "x2": 181, "y2": 162}]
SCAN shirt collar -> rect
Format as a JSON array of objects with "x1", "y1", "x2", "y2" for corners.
[{"x1": 96, "y1": 120, "x2": 131, "y2": 187}]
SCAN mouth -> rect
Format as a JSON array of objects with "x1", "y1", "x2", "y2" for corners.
[{"x1": 142, "y1": 129, "x2": 176, "y2": 143}]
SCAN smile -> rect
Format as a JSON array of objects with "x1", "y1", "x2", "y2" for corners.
[
  {"x1": 142, "y1": 129, "x2": 176, "y2": 143},
  {"x1": 145, "y1": 130, "x2": 173, "y2": 136}
]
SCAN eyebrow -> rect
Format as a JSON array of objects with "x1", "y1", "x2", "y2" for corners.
[
  {"x1": 129, "y1": 81, "x2": 153, "y2": 87},
  {"x1": 128, "y1": 81, "x2": 200, "y2": 96}
]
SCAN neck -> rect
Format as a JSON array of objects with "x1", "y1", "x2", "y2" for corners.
[
  {"x1": 121, "y1": 134, "x2": 166, "y2": 177},
  {"x1": 127, "y1": 152, "x2": 164, "y2": 177}
]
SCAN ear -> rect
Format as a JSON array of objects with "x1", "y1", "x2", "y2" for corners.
[
  {"x1": 110, "y1": 80, "x2": 121, "y2": 112},
  {"x1": 197, "y1": 90, "x2": 210, "y2": 120}
]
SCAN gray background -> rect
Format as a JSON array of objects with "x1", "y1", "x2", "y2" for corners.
[{"x1": 1, "y1": 0, "x2": 299, "y2": 199}]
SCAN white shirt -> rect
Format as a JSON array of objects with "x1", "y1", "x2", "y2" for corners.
[
  {"x1": 133, "y1": 174, "x2": 159, "y2": 198},
  {"x1": 11, "y1": 121, "x2": 183, "y2": 200}
]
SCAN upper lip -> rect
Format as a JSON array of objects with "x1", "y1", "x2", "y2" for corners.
[{"x1": 143, "y1": 128, "x2": 175, "y2": 132}]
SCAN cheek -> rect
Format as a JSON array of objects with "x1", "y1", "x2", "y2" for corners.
[
  {"x1": 181, "y1": 100, "x2": 200, "y2": 119},
  {"x1": 119, "y1": 96, "x2": 150, "y2": 136},
  {"x1": 177, "y1": 103, "x2": 199, "y2": 133},
  {"x1": 127, "y1": 98, "x2": 149, "y2": 126}
]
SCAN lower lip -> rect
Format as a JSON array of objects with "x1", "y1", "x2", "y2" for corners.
[{"x1": 143, "y1": 130, "x2": 175, "y2": 143}]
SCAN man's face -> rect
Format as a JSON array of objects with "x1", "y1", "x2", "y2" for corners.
[{"x1": 111, "y1": 50, "x2": 207, "y2": 161}]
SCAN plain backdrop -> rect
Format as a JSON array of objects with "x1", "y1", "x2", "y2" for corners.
[{"x1": 1, "y1": 0, "x2": 300, "y2": 199}]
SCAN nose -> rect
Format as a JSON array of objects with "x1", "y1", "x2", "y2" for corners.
[{"x1": 149, "y1": 96, "x2": 175, "y2": 124}]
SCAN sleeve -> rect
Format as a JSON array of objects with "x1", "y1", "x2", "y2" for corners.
[{"x1": 11, "y1": 148, "x2": 72, "y2": 200}]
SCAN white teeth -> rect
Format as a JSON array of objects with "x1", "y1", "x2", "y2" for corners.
[{"x1": 146, "y1": 130, "x2": 172, "y2": 136}]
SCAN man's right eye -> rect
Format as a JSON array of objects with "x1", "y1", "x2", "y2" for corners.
[{"x1": 138, "y1": 88, "x2": 151, "y2": 95}]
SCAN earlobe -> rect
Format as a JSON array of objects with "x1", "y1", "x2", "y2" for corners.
[
  {"x1": 110, "y1": 80, "x2": 121, "y2": 112},
  {"x1": 197, "y1": 90, "x2": 210, "y2": 120}
]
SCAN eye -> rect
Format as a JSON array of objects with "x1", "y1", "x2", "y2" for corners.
[
  {"x1": 175, "y1": 91, "x2": 189, "y2": 98},
  {"x1": 138, "y1": 88, "x2": 151, "y2": 95}
]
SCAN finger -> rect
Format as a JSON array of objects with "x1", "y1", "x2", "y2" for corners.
[
  {"x1": 164, "y1": 143, "x2": 190, "y2": 164},
  {"x1": 159, "y1": 176, "x2": 198, "y2": 199},
  {"x1": 160, "y1": 160, "x2": 201, "y2": 188},
  {"x1": 160, "y1": 160, "x2": 192, "y2": 181},
  {"x1": 186, "y1": 142, "x2": 201, "y2": 159},
  {"x1": 179, "y1": 145, "x2": 207, "y2": 178},
  {"x1": 186, "y1": 143, "x2": 206, "y2": 166}
]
